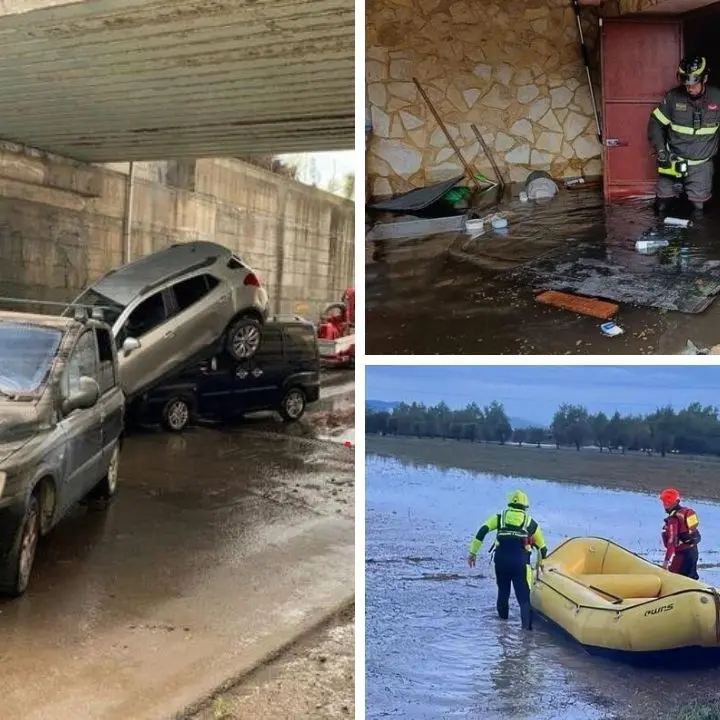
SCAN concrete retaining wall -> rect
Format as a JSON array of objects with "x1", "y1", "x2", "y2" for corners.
[{"x1": 0, "y1": 144, "x2": 354, "y2": 318}]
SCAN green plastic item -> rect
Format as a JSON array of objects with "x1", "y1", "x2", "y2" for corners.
[{"x1": 443, "y1": 174, "x2": 493, "y2": 203}]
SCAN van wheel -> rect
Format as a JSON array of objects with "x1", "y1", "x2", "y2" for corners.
[
  {"x1": 280, "y1": 388, "x2": 306, "y2": 422},
  {"x1": 0, "y1": 492, "x2": 40, "y2": 597},
  {"x1": 227, "y1": 316, "x2": 262, "y2": 360},
  {"x1": 161, "y1": 397, "x2": 192, "y2": 432},
  {"x1": 88, "y1": 442, "x2": 121, "y2": 511}
]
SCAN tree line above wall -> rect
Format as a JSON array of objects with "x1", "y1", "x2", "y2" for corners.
[{"x1": 366, "y1": 401, "x2": 720, "y2": 457}]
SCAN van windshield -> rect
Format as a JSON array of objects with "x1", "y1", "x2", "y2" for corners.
[
  {"x1": 0, "y1": 323, "x2": 63, "y2": 395},
  {"x1": 69, "y1": 288, "x2": 125, "y2": 328}
]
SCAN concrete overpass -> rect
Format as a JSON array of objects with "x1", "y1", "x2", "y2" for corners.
[{"x1": 0, "y1": 0, "x2": 354, "y2": 161}]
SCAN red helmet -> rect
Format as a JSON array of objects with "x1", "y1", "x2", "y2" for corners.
[{"x1": 660, "y1": 488, "x2": 681, "y2": 510}]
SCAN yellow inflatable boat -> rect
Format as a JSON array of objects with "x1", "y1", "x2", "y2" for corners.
[{"x1": 530, "y1": 536, "x2": 720, "y2": 666}]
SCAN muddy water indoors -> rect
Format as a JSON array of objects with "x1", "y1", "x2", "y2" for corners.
[
  {"x1": 365, "y1": 455, "x2": 720, "y2": 720},
  {"x1": 366, "y1": 191, "x2": 720, "y2": 355}
]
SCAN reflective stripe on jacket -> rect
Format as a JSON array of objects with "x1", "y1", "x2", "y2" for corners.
[{"x1": 648, "y1": 85, "x2": 720, "y2": 162}]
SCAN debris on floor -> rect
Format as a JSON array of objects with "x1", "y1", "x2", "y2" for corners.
[
  {"x1": 600, "y1": 321, "x2": 625, "y2": 337},
  {"x1": 524, "y1": 170, "x2": 559, "y2": 200},
  {"x1": 680, "y1": 340, "x2": 710, "y2": 354},
  {"x1": 522, "y1": 247, "x2": 720, "y2": 314},
  {"x1": 635, "y1": 238, "x2": 669, "y2": 253},
  {"x1": 369, "y1": 174, "x2": 465, "y2": 213},
  {"x1": 535, "y1": 290, "x2": 619, "y2": 319},
  {"x1": 664, "y1": 216, "x2": 692, "y2": 228},
  {"x1": 366, "y1": 214, "x2": 465, "y2": 241}
]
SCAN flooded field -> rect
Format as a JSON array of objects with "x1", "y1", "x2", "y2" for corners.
[
  {"x1": 366, "y1": 191, "x2": 720, "y2": 355},
  {"x1": 365, "y1": 453, "x2": 720, "y2": 720}
]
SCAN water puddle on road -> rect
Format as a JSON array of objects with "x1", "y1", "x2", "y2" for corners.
[{"x1": 365, "y1": 455, "x2": 720, "y2": 720}]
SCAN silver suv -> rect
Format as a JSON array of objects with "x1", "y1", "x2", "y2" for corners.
[
  {"x1": 0, "y1": 310, "x2": 124, "y2": 597},
  {"x1": 65, "y1": 241, "x2": 270, "y2": 400}
]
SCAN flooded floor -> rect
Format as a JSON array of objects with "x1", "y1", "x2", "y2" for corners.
[
  {"x1": 365, "y1": 454, "x2": 720, "y2": 720},
  {"x1": 0, "y1": 380, "x2": 354, "y2": 720},
  {"x1": 366, "y1": 190, "x2": 720, "y2": 355}
]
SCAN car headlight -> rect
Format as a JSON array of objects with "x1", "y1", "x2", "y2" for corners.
[{"x1": 0, "y1": 470, "x2": 5, "y2": 498}]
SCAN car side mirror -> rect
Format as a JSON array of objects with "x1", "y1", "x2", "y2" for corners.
[
  {"x1": 122, "y1": 336, "x2": 141, "y2": 356},
  {"x1": 63, "y1": 376, "x2": 100, "y2": 414}
]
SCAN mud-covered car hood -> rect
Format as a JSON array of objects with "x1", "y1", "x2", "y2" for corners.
[{"x1": 0, "y1": 400, "x2": 39, "y2": 466}]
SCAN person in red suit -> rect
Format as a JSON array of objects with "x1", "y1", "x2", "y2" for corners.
[{"x1": 660, "y1": 487, "x2": 701, "y2": 579}]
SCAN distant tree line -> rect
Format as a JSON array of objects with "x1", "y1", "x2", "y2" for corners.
[{"x1": 366, "y1": 401, "x2": 720, "y2": 457}]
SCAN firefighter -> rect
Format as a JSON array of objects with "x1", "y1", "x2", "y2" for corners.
[
  {"x1": 648, "y1": 55, "x2": 720, "y2": 216},
  {"x1": 467, "y1": 490, "x2": 547, "y2": 630},
  {"x1": 659, "y1": 487, "x2": 701, "y2": 579}
]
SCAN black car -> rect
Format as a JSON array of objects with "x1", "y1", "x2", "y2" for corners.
[{"x1": 139, "y1": 319, "x2": 320, "y2": 432}]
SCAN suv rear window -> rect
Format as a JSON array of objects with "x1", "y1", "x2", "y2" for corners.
[
  {"x1": 259, "y1": 326, "x2": 284, "y2": 360},
  {"x1": 227, "y1": 255, "x2": 247, "y2": 270},
  {"x1": 284, "y1": 325, "x2": 317, "y2": 359},
  {"x1": 172, "y1": 274, "x2": 220, "y2": 312}
]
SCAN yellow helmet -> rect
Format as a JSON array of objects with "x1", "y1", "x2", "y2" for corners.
[{"x1": 507, "y1": 490, "x2": 529, "y2": 509}]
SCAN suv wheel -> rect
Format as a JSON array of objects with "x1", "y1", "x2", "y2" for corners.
[
  {"x1": 226, "y1": 316, "x2": 262, "y2": 360},
  {"x1": 0, "y1": 493, "x2": 40, "y2": 597},
  {"x1": 280, "y1": 388, "x2": 306, "y2": 422},
  {"x1": 162, "y1": 397, "x2": 192, "y2": 432}
]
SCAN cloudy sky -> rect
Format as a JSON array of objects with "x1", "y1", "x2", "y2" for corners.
[
  {"x1": 366, "y1": 365, "x2": 720, "y2": 425},
  {"x1": 279, "y1": 150, "x2": 354, "y2": 194}
]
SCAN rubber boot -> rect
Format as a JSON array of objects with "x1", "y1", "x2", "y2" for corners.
[
  {"x1": 691, "y1": 201, "x2": 704, "y2": 221},
  {"x1": 496, "y1": 598, "x2": 509, "y2": 620},
  {"x1": 520, "y1": 603, "x2": 533, "y2": 631}
]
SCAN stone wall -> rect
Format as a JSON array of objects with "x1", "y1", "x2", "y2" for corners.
[
  {"x1": 0, "y1": 145, "x2": 354, "y2": 318},
  {"x1": 366, "y1": 0, "x2": 604, "y2": 197}
]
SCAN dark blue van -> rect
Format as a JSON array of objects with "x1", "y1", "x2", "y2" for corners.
[{"x1": 138, "y1": 318, "x2": 320, "y2": 432}]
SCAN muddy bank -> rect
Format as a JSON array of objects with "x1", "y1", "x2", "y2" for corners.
[
  {"x1": 366, "y1": 435, "x2": 720, "y2": 502},
  {"x1": 189, "y1": 604, "x2": 354, "y2": 720}
]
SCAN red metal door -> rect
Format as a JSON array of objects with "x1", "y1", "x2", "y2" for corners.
[{"x1": 601, "y1": 18, "x2": 683, "y2": 200}]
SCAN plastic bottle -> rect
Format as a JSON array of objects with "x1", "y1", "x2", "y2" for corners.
[
  {"x1": 679, "y1": 245, "x2": 690, "y2": 271},
  {"x1": 635, "y1": 239, "x2": 669, "y2": 252}
]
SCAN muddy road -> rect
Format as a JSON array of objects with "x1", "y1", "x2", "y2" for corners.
[
  {"x1": 365, "y1": 452, "x2": 720, "y2": 720},
  {"x1": 366, "y1": 190, "x2": 720, "y2": 355},
  {"x1": 192, "y1": 603, "x2": 354, "y2": 720},
  {"x1": 0, "y1": 374, "x2": 354, "y2": 720}
]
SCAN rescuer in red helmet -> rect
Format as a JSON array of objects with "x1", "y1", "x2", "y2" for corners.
[{"x1": 660, "y1": 488, "x2": 701, "y2": 579}]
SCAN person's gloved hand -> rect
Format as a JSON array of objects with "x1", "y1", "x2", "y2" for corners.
[
  {"x1": 467, "y1": 553, "x2": 477, "y2": 568},
  {"x1": 657, "y1": 149, "x2": 670, "y2": 165}
]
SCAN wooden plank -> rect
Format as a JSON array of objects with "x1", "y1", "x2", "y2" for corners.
[{"x1": 535, "y1": 290, "x2": 619, "y2": 319}]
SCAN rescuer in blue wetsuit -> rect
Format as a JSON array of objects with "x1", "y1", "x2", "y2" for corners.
[{"x1": 467, "y1": 490, "x2": 547, "y2": 630}]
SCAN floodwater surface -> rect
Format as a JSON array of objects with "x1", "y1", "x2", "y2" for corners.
[
  {"x1": 366, "y1": 190, "x2": 720, "y2": 355},
  {"x1": 365, "y1": 454, "x2": 720, "y2": 720}
]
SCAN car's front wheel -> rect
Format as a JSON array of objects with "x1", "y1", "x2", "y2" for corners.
[
  {"x1": 0, "y1": 492, "x2": 41, "y2": 597},
  {"x1": 280, "y1": 387, "x2": 307, "y2": 422},
  {"x1": 226, "y1": 316, "x2": 262, "y2": 360},
  {"x1": 87, "y1": 441, "x2": 121, "y2": 511},
  {"x1": 161, "y1": 397, "x2": 193, "y2": 432}
]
